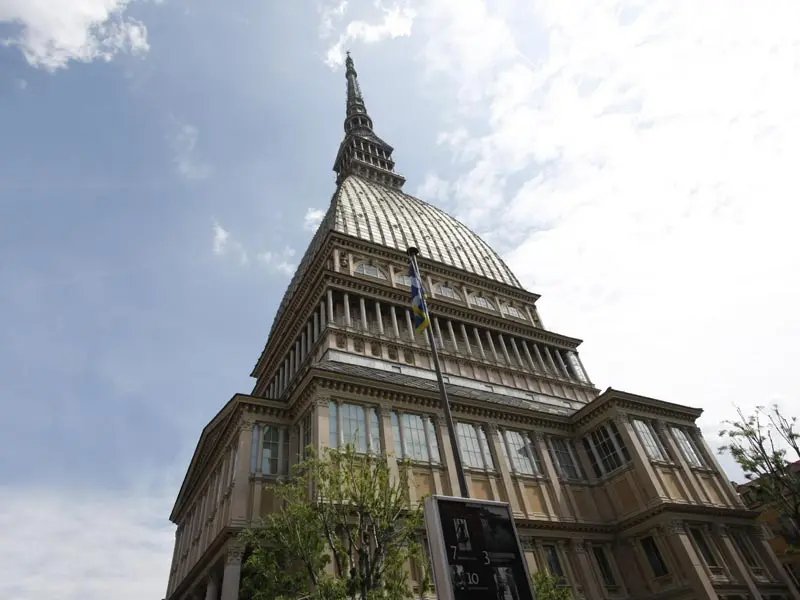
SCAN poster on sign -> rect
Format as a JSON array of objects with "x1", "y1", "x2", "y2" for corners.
[{"x1": 423, "y1": 496, "x2": 535, "y2": 600}]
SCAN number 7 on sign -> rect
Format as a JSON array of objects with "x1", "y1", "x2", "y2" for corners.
[{"x1": 450, "y1": 546, "x2": 458, "y2": 560}]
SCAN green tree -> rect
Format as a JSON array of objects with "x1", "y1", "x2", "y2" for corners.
[
  {"x1": 239, "y1": 444, "x2": 428, "y2": 600},
  {"x1": 530, "y1": 570, "x2": 573, "y2": 600},
  {"x1": 719, "y1": 405, "x2": 800, "y2": 535}
]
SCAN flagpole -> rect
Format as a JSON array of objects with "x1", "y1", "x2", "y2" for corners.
[{"x1": 407, "y1": 246, "x2": 470, "y2": 499}]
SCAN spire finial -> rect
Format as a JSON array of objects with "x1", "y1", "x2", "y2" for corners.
[{"x1": 332, "y1": 52, "x2": 405, "y2": 190}]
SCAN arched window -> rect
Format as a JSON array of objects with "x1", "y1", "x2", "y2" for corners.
[
  {"x1": 505, "y1": 305, "x2": 526, "y2": 320},
  {"x1": 354, "y1": 263, "x2": 387, "y2": 280},
  {"x1": 433, "y1": 283, "x2": 460, "y2": 300},
  {"x1": 470, "y1": 296, "x2": 495, "y2": 311}
]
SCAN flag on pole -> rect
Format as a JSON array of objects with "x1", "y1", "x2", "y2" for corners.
[{"x1": 409, "y1": 263, "x2": 430, "y2": 333}]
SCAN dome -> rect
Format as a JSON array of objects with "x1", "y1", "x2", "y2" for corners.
[{"x1": 333, "y1": 176, "x2": 521, "y2": 288}]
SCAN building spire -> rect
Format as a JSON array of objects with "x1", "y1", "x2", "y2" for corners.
[{"x1": 333, "y1": 52, "x2": 405, "y2": 190}]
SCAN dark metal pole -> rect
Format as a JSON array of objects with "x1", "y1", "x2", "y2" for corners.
[{"x1": 406, "y1": 247, "x2": 470, "y2": 499}]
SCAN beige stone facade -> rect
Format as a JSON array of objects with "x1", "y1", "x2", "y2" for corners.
[{"x1": 163, "y1": 56, "x2": 800, "y2": 600}]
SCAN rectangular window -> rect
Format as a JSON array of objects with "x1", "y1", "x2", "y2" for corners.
[
  {"x1": 456, "y1": 422, "x2": 494, "y2": 470},
  {"x1": 591, "y1": 545, "x2": 617, "y2": 586},
  {"x1": 641, "y1": 536, "x2": 669, "y2": 577},
  {"x1": 501, "y1": 429, "x2": 542, "y2": 476},
  {"x1": 548, "y1": 437, "x2": 583, "y2": 480},
  {"x1": 542, "y1": 545, "x2": 565, "y2": 578},
  {"x1": 633, "y1": 419, "x2": 668, "y2": 461},
  {"x1": 302, "y1": 411, "x2": 313, "y2": 458},
  {"x1": 261, "y1": 426, "x2": 289, "y2": 475},
  {"x1": 589, "y1": 424, "x2": 625, "y2": 473},
  {"x1": 731, "y1": 531, "x2": 759, "y2": 569},
  {"x1": 582, "y1": 438, "x2": 602, "y2": 478},
  {"x1": 329, "y1": 401, "x2": 338, "y2": 448},
  {"x1": 671, "y1": 427, "x2": 704, "y2": 468},
  {"x1": 341, "y1": 403, "x2": 368, "y2": 452},
  {"x1": 391, "y1": 412, "x2": 441, "y2": 464},
  {"x1": 689, "y1": 528, "x2": 719, "y2": 567}
]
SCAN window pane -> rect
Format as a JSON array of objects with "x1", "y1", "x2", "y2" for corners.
[
  {"x1": 732, "y1": 532, "x2": 758, "y2": 568},
  {"x1": 262, "y1": 426, "x2": 282, "y2": 475},
  {"x1": 503, "y1": 430, "x2": 540, "y2": 475},
  {"x1": 329, "y1": 401, "x2": 338, "y2": 448},
  {"x1": 549, "y1": 437, "x2": 581, "y2": 480},
  {"x1": 369, "y1": 408, "x2": 381, "y2": 454},
  {"x1": 690, "y1": 528, "x2": 719, "y2": 567},
  {"x1": 543, "y1": 545, "x2": 564, "y2": 577},
  {"x1": 391, "y1": 412, "x2": 403, "y2": 458},
  {"x1": 641, "y1": 536, "x2": 669, "y2": 577},
  {"x1": 592, "y1": 546, "x2": 616, "y2": 586},
  {"x1": 633, "y1": 419, "x2": 667, "y2": 461},
  {"x1": 341, "y1": 403, "x2": 367, "y2": 452},
  {"x1": 583, "y1": 438, "x2": 603, "y2": 478},
  {"x1": 456, "y1": 423, "x2": 485, "y2": 469},
  {"x1": 671, "y1": 427, "x2": 703, "y2": 467},
  {"x1": 591, "y1": 425, "x2": 623, "y2": 472},
  {"x1": 477, "y1": 426, "x2": 495, "y2": 470},
  {"x1": 402, "y1": 413, "x2": 430, "y2": 462},
  {"x1": 426, "y1": 417, "x2": 441, "y2": 464},
  {"x1": 608, "y1": 421, "x2": 631, "y2": 462}
]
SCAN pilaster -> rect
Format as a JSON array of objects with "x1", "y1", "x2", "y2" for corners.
[
  {"x1": 486, "y1": 425, "x2": 521, "y2": 514},
  {"x1": 437, "y1": 416, "x2": 466, "y2": 497},
  {"x1": 662, "y1": 519, "x2": 717, "y2": 600},
  {"x1": 571, "y1": 541, "x2": 602, "y2": 600},
  {"x1": 229, "y1": 418, "x2": 255, "y2": 525},
  {"x1": 748, "y1": 525, "x2": 800, "y2": 599},
  {"x1": 536, "y1": 433, "x2": 570, "y2": 520},
  {"x1": 613, "y1": 414, "x2": 666, "y2": 503},
  {"x1": 715, "y1": 524, "x2": 763, "y2": 600},
  {"x1": 220, "y1": 543, "x2": 243, "y2": 600}
]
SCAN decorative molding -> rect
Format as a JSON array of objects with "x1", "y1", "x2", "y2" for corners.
[
  {"x1": 665, "y1": 519, "x2": 686, "y2": 535},
  {"x1": 573, "y1": 540, "x2": 587, "y2": 553},
  {"x1": 226, "y1": 543, "x2": 244, "y2": 565}
]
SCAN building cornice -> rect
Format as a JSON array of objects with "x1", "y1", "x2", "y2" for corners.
[{"x1": 570, "y1": 387, "x2": 703, "y2": 427}]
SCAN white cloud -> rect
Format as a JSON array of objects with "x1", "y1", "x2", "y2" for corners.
[
  {"x1": 170, "y1": 121, "x2": 213, "y2": 181},
  {"x1": 318, "y1": 0, "x2": 348, "y2": 38},
  {"x1": 323, "y1": 1, "x2": 416, "y2": 68},
  {"x1": 323, "y1": 0, "x2": 800, "y2": 478},
  {"x1": 0, "y1": 0, "x2": 150, "y2": 71},
  {"x1": 258, "y1": 246, "x2": 296, "y2": 276},
  {"x1": 212, "y1": 221, "x2": 248, "y2": 265},
  {"x1": 0, "y1": 484, "x2": 173, "y2": 600},
  {"x1": 303, "y1": 207, "x2": 326, "y2": 231}
]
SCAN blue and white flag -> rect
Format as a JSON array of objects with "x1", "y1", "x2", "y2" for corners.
[{"x1": 408, "y1": 263, "x2": 430, "y2": 334}]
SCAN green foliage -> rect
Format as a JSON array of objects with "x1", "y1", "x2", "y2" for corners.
[
  {"x1": 719, "y1": 405, "x2": 800, "y2": 529},
  {"x1": 239, "y1": 444, "x2": 426, "y2": 600},
  {"x1": 531, "y1": 570, "x2": 573, "y2": 600}
]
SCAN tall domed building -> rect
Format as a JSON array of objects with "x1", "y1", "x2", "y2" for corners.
[{"x1": 163, "y1": 55, "x2": 799, "y2": 600}]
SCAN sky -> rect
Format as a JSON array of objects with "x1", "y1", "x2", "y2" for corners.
[{"x1": 1, "y1": 0, "x2": 799, "y2": 598}]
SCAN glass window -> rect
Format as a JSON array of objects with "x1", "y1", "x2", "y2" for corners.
[
  {"x1": 641, "y1": 536, "x2": 669, "y2": 577},
  {"x1": 262, "y1": 426, "x2": 288, "y2": 475},
  {"x1": 341, "y1": 403, "x2": 368, "y2": 452},
  {"x1": 402, "y1": 413, "x2": 430, "y2": 462},
  {"x1": 589, "y1": 424, "x2": 624, "y2": 473},
  {"x1": 505, "y1": 305, "x2": 527, "y2": 319},
  {"x1": 369, "y1": 408, "x2": 381, "y2": 454},
  {"x1": 434, "y1": 283, "x2": 460, "y2": 300},
  {"x1": 354, "y1": 263, "x2": 387, "y2": 280},
  {"x1": 470, "y1": 296, "x2": 495, "y2": 310},
  {"x1": 502, "y1": 430, "x2": 542, "y2": 476},
  {"x1": 633, "y1": 419, "x2": 668, "y2": 461},
  {"x1": 689, "y1": 528, "x2": 719, "y2": 567},
  {"x1": 583, "y1": 438, "x2": 603, "y2": 478},
  {"x1": 391, "y1": 411, "x2": 403, "y2": 457},
  {"x1": 329, "y1": 401, "x2": 338, "y2": 448},
  {"x1": 543, "y1": 545, "x2": 565, "y2": 578},
  {"x1": 592, "y1": 545, "x2": 617, "y2": 586},
  {"x1": 426, "y1": 417, "x2": 441, "y2": 464},
  {"x1": 395, "y1": 273, "x2": 412, "y2": 287},
  {"x1": 671, "y1": 427, "x2": 704, "y2": 468},
  {"x1": 477, "y1": 426, "x2": 495, "y2": 470},
  {"x1": 608, "y1": 421, "x2": 631, "y2": 462},
  {"x1": 731, "y1": 531, "x2": 759, "y2": 568},
  {"x1": 456, "y1": 423, "x2": 493, "y2": 470},
  {"x1": 549, "y1": 437, "x2": 582, "y2": 480}
]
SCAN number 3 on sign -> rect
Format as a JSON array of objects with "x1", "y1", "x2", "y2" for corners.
[{"x1": 482, "y1": 550, "x2": 490, "y2": 565}]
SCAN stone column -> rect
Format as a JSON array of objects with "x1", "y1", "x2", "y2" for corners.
[
  {"x1": 229, "y1": 418, "x2": 255, "y2": 526},
  {"x1": 343, "y1": 292, "x2": 352, "y2": 327},
  {"x1": 446, "y1": 320, "x2": 459, "y2": 353},
  {"x1": 486, "y1": 425, "x2": 521, "y2": 514},
  {"x1": 613, "y1": 414, "x2": 666, "y2": 503},
  {"x1": 536, "y1": 433, "x2": 570, "y2": 519},
  {"x1": 319, "y1": 299, "x2": 326, "y2": 329},
  {"x1": 531, "y1": 344, "x2": 548, "y2": 374},
  {"x1": 313, "y1": 311, "x2": 320, "y2": 340},
  {"x1": 327, "y1": 290, "x2": 334, "y2": 322},
  {"x1": 204, "y1": 574, "x2": 219, "y2": 600},
  {"x1": 220, "y1": 544, "x2": 243, "y2": 600},
  {"x1": 662, "y1": 520, "x2": 717, "y2": 599},
  {"x1": 496, "y1": 334, "x2": 512, "y2": 364},
  {"x1": 405, "y1": 309, "x2": 415, "y2": 342},
  {"x1": 715, "y1": 525, "x2": 763, "y2": 600},
  {"x1": 315, "y1": 398, "x2": 331, "y2": 449},
  {"x1": 472, "y1": 327, "x2": 486, "y2": 359},
  {"x1": 509, "y1": 337, "x2": 524, "y2": 368},
  {"x1": 438, "y1": 416, "x2": 466, "y2": 497},
  {"x1": 520, "y1": 340, "x2": 538, "y2": 373},
  {"x1": 485, "y1": 331, "x2": 500, "y2": 361},
  {"x1": 378, "y1": 405, "x2": 399, "y2": 480},
  {"x1": 359, "y1": 297, "x2": 368, "y2": 331},
  {"x1": 542, "y1": 346, "x2": 561, "y2": 377},
  {"x1": 459, "y1": 323, "x2": 472, "y2": 355},
  {"x1": 571, "y1": 541, "x2": 602, "y2": 600},
  {"x1": 433, "y1": 317, "x2": 445, "y2": 349},
  {"x1": 389, "y1": 305, "x2": 400, "y2": 338},
  {"x1": 375, "y1": 301, "x2": 384, "y2": 335}
]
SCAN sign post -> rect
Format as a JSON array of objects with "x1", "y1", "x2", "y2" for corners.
[{"x1": 424, "y1": 496, "x2": 536, "y2": 600}]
